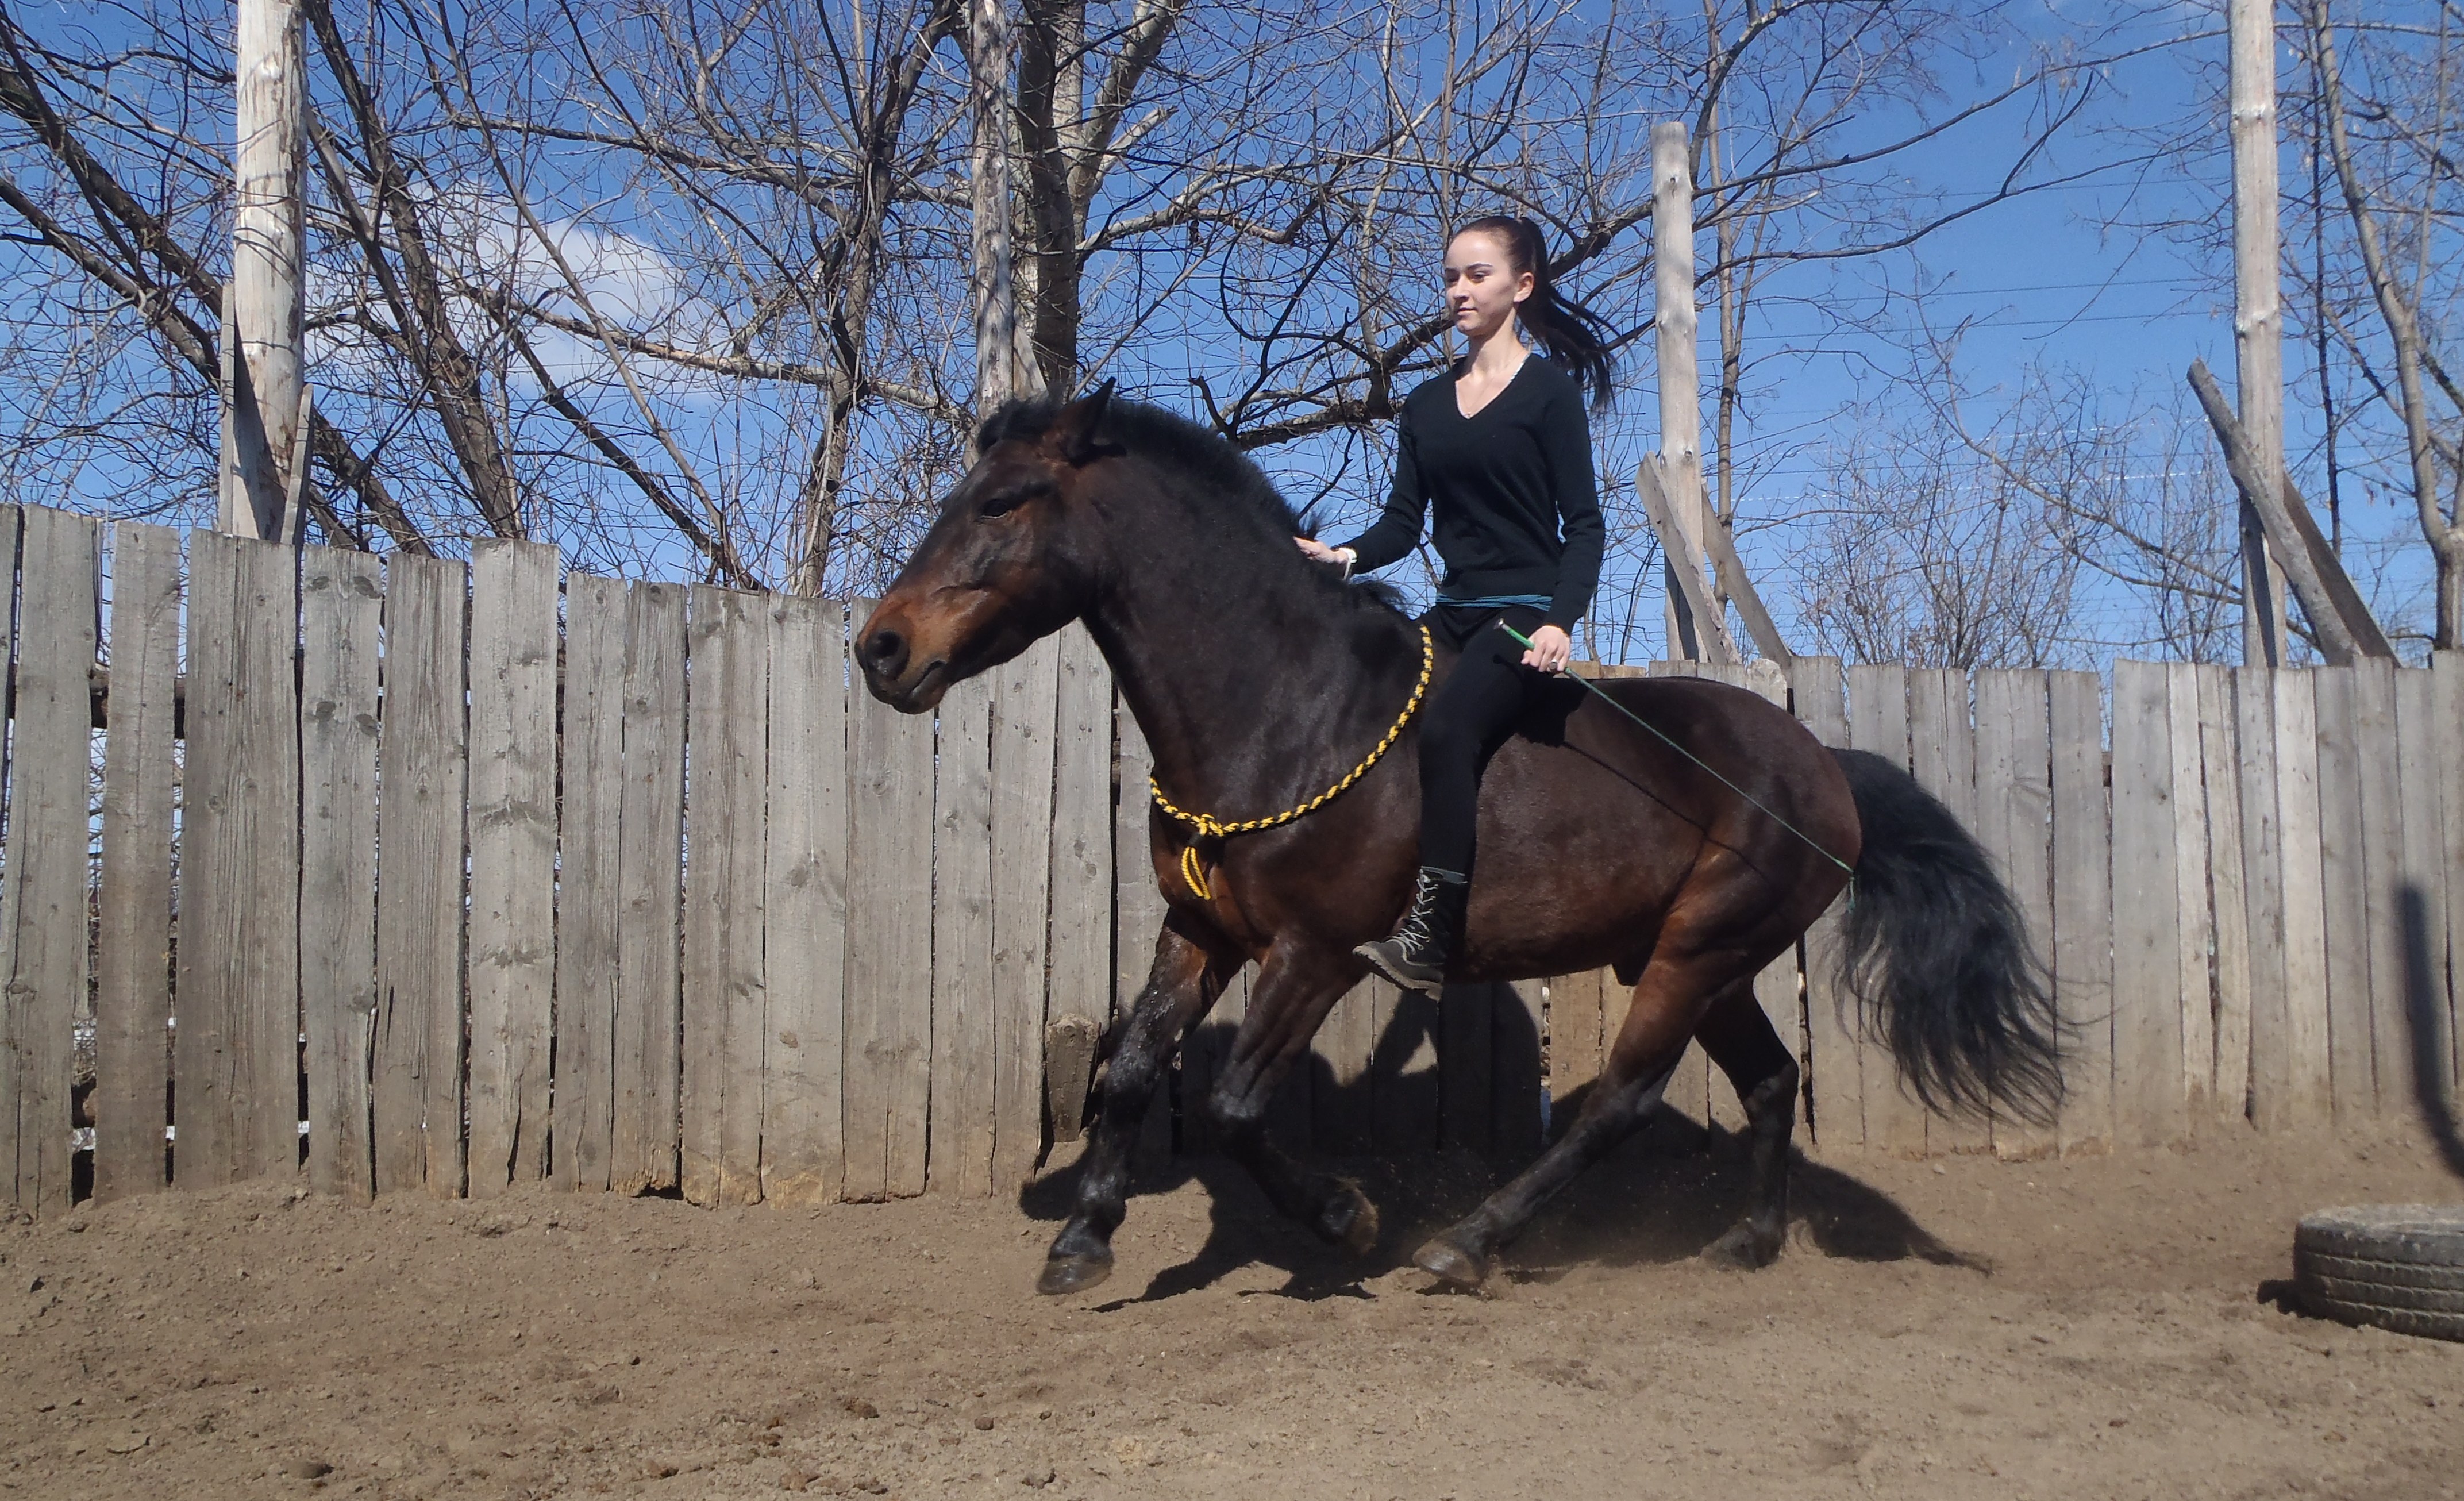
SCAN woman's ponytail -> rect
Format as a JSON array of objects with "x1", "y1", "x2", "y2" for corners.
[{"x1": 1455, "y1": 214, "x2": 1616, "y2": 411}]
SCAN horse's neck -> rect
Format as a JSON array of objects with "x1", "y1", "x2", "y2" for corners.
[{"x1": 1084, "y1": 547, "x2": 1413, "y2": 814}]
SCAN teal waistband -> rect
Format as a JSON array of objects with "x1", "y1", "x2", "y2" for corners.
[{"x1": 1435, "y1": 592, "x2": 1551, "y2": 611}]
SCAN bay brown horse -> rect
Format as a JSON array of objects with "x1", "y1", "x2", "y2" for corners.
[{"x1": 857, "y1": 387, "x2": 2059, "y2": 1295}]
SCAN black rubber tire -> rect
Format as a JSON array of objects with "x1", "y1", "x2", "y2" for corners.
[{"x1": 2294, "y1": 1205, "x2": 2464, "y2": 1342}]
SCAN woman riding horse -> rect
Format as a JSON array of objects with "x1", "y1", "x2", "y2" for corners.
[
  {"x1": 1298, "y1": 213, "x2": 1614, "y2": 996},
  {"x1": 854, "y1": 261, "x2": 2059, "y2": 1302}
]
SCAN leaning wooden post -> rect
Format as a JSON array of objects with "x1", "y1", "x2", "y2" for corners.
[
  {"x1": 2230, "y1": 0, "x2": 2289, "y2": 666},
  {"x1": 1650, "y1": 121, "x2": 1726, "y2": 664},
  {"x1": 222, "y1": 0, "x2": 309, "y2": 542}
]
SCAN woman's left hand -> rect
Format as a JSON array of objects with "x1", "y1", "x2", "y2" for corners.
[{"x1": 1520, "y1": 624, "x2": 1572, "y2": 673}]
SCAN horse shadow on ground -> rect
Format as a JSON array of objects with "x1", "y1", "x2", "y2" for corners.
[{"x1": 1018, "y1": 990, "x2": 1982, "y2": 1307}]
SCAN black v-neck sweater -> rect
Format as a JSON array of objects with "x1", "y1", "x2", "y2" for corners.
[{"x1": 1337, "y1": 356, "x2": 1605, "y2": 630}]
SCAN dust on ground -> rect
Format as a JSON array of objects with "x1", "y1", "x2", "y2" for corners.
[{"x1": 5, "y1": 1119, "x2": 2462, "y2": 1501}]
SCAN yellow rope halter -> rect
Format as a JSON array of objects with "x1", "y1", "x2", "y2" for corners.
[{"x1": 1149, "y1": 624, "x2": 1435, "y2": 900}]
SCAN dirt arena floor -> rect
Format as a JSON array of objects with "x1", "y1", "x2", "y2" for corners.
[{"x1": 5, "y1": 1118, "x2": 2462, "y2": 1501}]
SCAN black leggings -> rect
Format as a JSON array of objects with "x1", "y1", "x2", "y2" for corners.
[{"x1": 1417, "y1": 605, "x2": 1550, "y2": 877}]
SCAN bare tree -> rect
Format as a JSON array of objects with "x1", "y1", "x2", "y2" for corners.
[{"x1": 2300, "y1": 0, "x2": 2464, "y2": 646}]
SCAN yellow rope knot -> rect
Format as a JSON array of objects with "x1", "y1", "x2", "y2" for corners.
[{"x1": 1152, "y1": 624, "x2": 1435, "y2": 901}]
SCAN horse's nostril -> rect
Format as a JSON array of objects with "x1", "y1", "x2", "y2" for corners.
[{"x1": 862, "y1": 628, "x2": 907, "y2": 676}]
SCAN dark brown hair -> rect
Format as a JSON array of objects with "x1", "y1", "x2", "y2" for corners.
[{"x1": 1453, "y1": 214, "x2": 1616, "y2": 411}]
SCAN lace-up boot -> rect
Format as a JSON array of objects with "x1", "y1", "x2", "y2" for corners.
[{"x1": 1354, "y1": 866, "x2": 1469, "y2": 994}]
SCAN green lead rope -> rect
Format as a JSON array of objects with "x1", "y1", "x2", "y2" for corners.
[{"x1": 1499, "y1": 624, "x2": 1859, "y2": 887}]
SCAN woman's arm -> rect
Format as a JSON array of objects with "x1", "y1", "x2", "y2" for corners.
[
  {"x1": 1333, "y1": 411, "x2": 1428, "y2": 574},
  {"x1": 1541, "y1": 389, "x2": 1605, "y2": 632}
]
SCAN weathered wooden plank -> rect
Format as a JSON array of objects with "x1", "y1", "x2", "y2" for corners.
[
  {"x1": 764, "y1": 596, "x2": 850, "y2": 1205},
  {"x1": 2049, "y1": 671, "x2": 2113, "y2": 1154},
  {"x1": 2197, "y1": 665, "x2": 2253, "y2": 1131},
  {"x1": 1846, "y1": 663, "x2": 1922, "y2": 1155},
  {"x1": 1789, "y1": 655, "x2": 1856, "y2": 1152},
  {"x1": 681, "y1": 586, "x2": 768, "y2": 1206},
  {"x1": 1546, "y1": 969, "x2": 1606, "y2": 1124},
  {"x1": 2273, "y1": 671, "x2": 2334, "y2": 1127},
  {"x1": 612, "y1": 582, "x2": 687, "y2": 1194},
  {"x1": 178, "y1": 528, "x2": 302, "y2": 1189},
  {"x1": 1370, "y1": 973, "x2": 1440, "y2": 1152},
  {"x1": 1975, "y1": 669, "x2": 2055, "y2": 1159},
  {"x1": 1045, "y1": 625, "x2": 1113, "y2": 1160},
  {"x1": 929, "y1": 667, "x2": 996, "y2": 1195},
  {"x1": 2167, "y1": 664, "x2": 2216, "y2": 1123},
  {"x1": 2311, "y1": 665, "x2": 2375, "y2": 1122},
  {"x1": 554, "y1": 575, "x2": 626, "y2": 1192},
  {"x1": 2234, "y1": 668, "x2": 2291, "y2": 1133},
  {"x1": 2, "y1": 508, "x2": 92, "y2": 1214},
  {"x1": 2353, "y1": 658, "x2": 2406, "y2": 1120},
  {"x1": 2393, "y1": 665, "x2": 2451, "y2": 1129},
  {"x1": 1908, "y1": 667, "x2": 1986, "y2": 1154},
  {"x1": 1491, "y1": 979, "x2": 1546, "y2": 1154},
  {"x1": 844, "y1": 602, "x2": 937, "y2": 1200},
  {"x1": 465, "y1": 540, "x2": 559, "y2": 1195},
  {"x1": 986, "y1": 632, "x2": 1058, "y2": 1191},
  {"x1": 1439, "y1": 981, "x2": 1493, "y2": 1152},
  {"x1": 1112, "y1": 693, "x2": 1173, "y2": 1169},
  {"x1": 95, "y1": 521, "x2": 179, "y2": 1203},
  {"x1": 2110, "y1": 660, "x2": 2184, "y2": 1148},
  {"x1": 297, "y1": 545, "x2": 380, "y2": 1201},
  {"x1": 372, "y1": 552, "x2": 467, "y2": 1197},
  {"x1": 2436, "y1": 654, "x2": 2464, "y2": 1103},
  {"x1": 1314, "y1": 977, "x2": 1380, "y2": 1156}
]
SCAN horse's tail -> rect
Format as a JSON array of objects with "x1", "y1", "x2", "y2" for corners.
[{"x1": 1829, "y1": 747, "x2": 2063, "y2": 1126}]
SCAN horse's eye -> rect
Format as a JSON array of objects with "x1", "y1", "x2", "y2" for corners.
[{"x1": 979, "y1": 482, "x2": 1049, "y2": 519}]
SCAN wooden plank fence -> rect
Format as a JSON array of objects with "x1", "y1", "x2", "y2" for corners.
[{"x1": 3, "y1": 508, "x2": 2462, "y2": 1218}]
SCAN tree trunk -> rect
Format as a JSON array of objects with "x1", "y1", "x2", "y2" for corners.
[{"x1": 1016, "y1": 0, "x2": 1084, "y2": 395}]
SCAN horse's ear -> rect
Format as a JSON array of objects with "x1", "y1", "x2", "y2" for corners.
[{"x1": 1050, "y1": 380, "x2": 1118, "y2": 467}]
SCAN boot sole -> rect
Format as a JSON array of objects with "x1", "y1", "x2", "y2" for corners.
[{"x1": 1353, "y1": 941, "x2": 1445, "y2": 996}]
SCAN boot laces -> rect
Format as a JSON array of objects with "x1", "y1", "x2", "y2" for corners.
[{"x1": 1394, "y1": 871, "x2": 1449, "y2": 954}]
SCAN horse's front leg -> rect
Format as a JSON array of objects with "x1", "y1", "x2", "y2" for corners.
[
  {"x1": 1201, "y1": 944, "x2": 1381, "y2": 1256},
  {"x1": 1038, "y1": 913, "x2": 1234, "y2": 1295}
]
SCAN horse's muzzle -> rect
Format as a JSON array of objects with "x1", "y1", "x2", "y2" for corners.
[{"x1": 855, "y1": 620, "x2": 949, "y2": 712}]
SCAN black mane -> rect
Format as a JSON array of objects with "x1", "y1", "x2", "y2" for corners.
[{"x1": 979, "y1": 394, "x2": 1408, "y2": 618}]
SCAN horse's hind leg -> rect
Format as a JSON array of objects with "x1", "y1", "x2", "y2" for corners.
[
  {"x1": 1200, "y1": 948, "x2": 1380, "y2": 1256},
  {"x1": 1693, "y1": 982, "x2": 1801, "y2": 1269},
  {"x1": 1040, "y1": 914, "x2": 1235, "y2": 1296},
  {"x1": 1411, "y1": 942, "x2": 1754, "y2": 1288}
]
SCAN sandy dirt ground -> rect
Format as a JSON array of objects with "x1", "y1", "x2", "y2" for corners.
[{"x1": 5, "y1": 1118, "x2": 2462, "y2": 1501}]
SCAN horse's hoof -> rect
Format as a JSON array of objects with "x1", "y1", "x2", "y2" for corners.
[
  {"x1": 1412, "y1": 1234, "x2": 1489, "y2": 1289},
  {"x1": 1036, "y1": 1253, "x2": 1114, "y2": 1296},
  {"x1": 1701, "y1": 1221, "x2": 1782, "y2": 1270},
  {"x1": 1317, "y1": 1183, "x2": 1380, "y2": 1257}
]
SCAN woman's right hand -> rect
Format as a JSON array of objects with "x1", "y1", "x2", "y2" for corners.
[{"x1": 1295, "y1": 537, "x2": 1354, "y2": 568}]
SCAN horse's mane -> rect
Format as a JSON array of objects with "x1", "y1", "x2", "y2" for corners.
[{"x1": 978, "y1": 394, "x2": 1410, "y2": 620}]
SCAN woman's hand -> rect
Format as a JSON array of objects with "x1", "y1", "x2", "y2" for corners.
[
  {"x1": 1520, "y1": 624, "x2": 1572, "y2": 673},
  {"x1": 1295, "y1": 537, "x2": 1354, "y2": 570}
]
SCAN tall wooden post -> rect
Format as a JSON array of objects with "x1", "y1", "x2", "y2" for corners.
[
  {"x1": 1652, "y1": 121, "x2": 1723, "y2": 663},
  {"x1": 2230, "y1": 0, "x2": 2288, "y2": 665},
  {"x1": 968, "y1": 0, "x2": 1022, "y2": 414},
  {"x1": 222, "y1": 0, "x2": 309, "y2": 542}
]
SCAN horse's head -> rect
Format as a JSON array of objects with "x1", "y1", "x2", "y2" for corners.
[{"x1": 857, "y1": 386, "x2": 1120, "y2": 711}]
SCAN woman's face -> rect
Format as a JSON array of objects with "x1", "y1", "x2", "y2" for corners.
[{"x1": 1443, "y1": 230, "x2": 1533, "y2": 342}]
